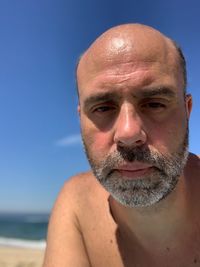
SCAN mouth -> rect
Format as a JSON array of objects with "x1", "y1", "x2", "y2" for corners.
[{"x1": 114, "y1": 162, "x2": 154, "y2": 180}]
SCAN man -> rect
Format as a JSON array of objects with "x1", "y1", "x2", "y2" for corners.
[{"x1": 43, "y1": 24, "x2": 200, "y2": 267}]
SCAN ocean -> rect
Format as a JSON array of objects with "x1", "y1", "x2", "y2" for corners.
[{"x1": 0, "y1": 213, "x2": 49, "y2": 249}]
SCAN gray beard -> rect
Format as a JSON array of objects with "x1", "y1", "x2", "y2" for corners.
[{"x1": 82, "y1": 128, "x2": 189, "y2": 208}]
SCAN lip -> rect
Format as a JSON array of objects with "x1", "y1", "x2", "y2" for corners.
[{"x1": 114, "y1": 162, "x2": 153, "y2": 179}]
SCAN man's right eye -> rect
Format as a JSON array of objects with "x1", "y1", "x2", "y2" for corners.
[{"x1": 93, "y1": 106, "x2": 114, "y2": 113}]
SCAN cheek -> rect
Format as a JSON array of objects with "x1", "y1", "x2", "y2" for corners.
[
  {"x1": 81, "y1": 119, "x2": 113, "y2": 156},
  {"x1": 84, "y1": 131, "x2": 112, "y2": 151},
  {"x1": 148, "y1": 112, "x2": 188, "y2": 153}
]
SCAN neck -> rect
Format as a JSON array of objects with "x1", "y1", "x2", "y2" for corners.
[{"x1": 109, "y1": 174, "x2": 193, "y2": 246}]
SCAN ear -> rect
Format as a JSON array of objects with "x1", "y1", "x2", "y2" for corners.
[
  {"x1": 77, "y1": 104, "x2": 81, "y2": 116},
  {"x1": 185, "y1": 94, "x2": 192, "y2": 119}
]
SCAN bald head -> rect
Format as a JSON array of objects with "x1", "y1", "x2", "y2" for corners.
[{"x1": 77, "y1": 23, "x2": 186, "y2": 95}]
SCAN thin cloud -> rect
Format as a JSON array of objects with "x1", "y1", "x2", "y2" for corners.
[{"x1": 56, "y1": 134, "x2": 82, "y2": 147}]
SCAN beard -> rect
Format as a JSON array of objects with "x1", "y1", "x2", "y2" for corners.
[{"x1": 82, "y1": 127, "x2": 189, "y2": 208}]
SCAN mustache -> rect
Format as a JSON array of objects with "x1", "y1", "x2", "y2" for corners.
[
  {"x1": 102, "y1": 146, "x2": 168, "y2": 172},
  {"x1": 117, "y1": 146, "x2": 157, "y2": 163}
]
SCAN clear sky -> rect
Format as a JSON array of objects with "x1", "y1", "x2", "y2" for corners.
[{"x1": 0, "y1": 0, "x2": 200, "y2": 213}]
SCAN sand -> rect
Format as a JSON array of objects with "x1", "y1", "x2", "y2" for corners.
[{"x1": 0, "y1": 247, "x2": 44, "y2": 267}]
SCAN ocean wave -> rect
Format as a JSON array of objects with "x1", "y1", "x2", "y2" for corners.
[
  {"x1": 22, "y1": 216, "x2": 49, "y2": 224},
  {"x1": 0, "y1": 237, "x2": 46, "y2": 249},
  {"x1": 0, "y1": 213, "x2": 49, "y2": 224}
]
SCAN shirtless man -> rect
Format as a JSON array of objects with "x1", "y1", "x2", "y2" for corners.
[{"x1": 43, "y1": 24, "x2": 200, "y2": 267}]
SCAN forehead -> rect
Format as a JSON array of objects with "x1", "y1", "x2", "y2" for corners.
[
  {"x1": 77, "y1": 28, "x2": 183, "y2": 100},
  {"x1": 78, "y1": 61, "x2": 182, "y2": 103}
]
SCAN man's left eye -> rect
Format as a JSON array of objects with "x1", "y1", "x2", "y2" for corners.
[{"x1": 142, "y1": 102, "x2": 166, "y2": 109}]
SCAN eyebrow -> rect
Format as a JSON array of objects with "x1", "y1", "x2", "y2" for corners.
[
  {"x1": 138, "y1": 87, "x2": 176, "y2": 98},
  {"x1": 83, "y1": 86, "x2": 176, "y2": 109},
  {"x1": 83, "y1": 92, "x2": 121, "y2": 109}
]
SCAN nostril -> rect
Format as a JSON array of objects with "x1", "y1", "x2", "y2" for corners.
[
  {"x1": 135, "y1": 139, "x2": 144, "y2": 145},
  {"x1": 116, "y1": 139, "x2": 145, "y2": 148},
  {"x1": 114, "y1": 127, "x2": 147, "y2": 147}
]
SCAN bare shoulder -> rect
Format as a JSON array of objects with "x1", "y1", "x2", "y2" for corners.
[
  {"x1": 60, "y1": 171, "x2": 107, "y2": 205},
  {"x1": 59, "y1": 171, "x2": 110, "y2": 220},
  {"x1": 48, "y1": 170, "x2": 108, "y2": 229},
  {"x1": 186, "y1": 153, "x2": 200, "y2": 168},
  {"x1": 43, "y1": 172, "x2": 109, "y2": 267},
  {"x1": 62, "y1": 171, "x2": 101, "y2": 193},
  {"x1": 185, "y1": 153, "x2": 200, "y2": 184}
]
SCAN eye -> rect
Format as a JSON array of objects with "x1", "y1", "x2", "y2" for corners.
[
  {"x1": 92, "y1": 104, "x2": 116, "y2": 114},
  {"x1": 93, "y1": 106, "x2": 112, "y2": 112},
  {"x1": 144, "y1": 102, "x2": 166, "y2": 108},
  {"x1": 141, "y1": 100, "x2": 167, "y2": 110}
]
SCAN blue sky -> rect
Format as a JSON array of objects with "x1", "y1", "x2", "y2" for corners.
[{"x1": 0, "y1": 0, "x2": 200, "y2": 213}]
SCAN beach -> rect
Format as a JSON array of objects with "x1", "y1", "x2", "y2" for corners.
[
  {"x1": 0, "y1": 246, "x2": 44, "y2": 267},
  {"x1": 0, "y1": 213, "x2": 48, "y2": 267}
]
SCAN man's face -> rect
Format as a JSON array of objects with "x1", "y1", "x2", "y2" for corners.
[{"x1": 77, "y1": 31, "x2": 192, "y2": 207}]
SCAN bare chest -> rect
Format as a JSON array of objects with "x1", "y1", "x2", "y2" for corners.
[
  {"x1": 78, "y1": 175, "x2": 200, "y2": 267},
  {"x1": 83, "y1": 224, "x2": 200, "y2": 267},
  {"x1": 80, "y1": 205, "x2": 200, "y2": 267}
]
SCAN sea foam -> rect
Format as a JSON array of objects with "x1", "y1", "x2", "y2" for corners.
[{"x1": 0, "y1": 236, "x2": 46, "y2": 249}]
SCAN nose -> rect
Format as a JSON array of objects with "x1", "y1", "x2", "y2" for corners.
[{"x1": 114, "y1": 103, "x2": 147, "y2": 147}]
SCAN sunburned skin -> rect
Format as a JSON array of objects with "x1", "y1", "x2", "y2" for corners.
[
  {"x1": 43, "y1": 154, "x2": 200, "y2": 267},
  {"x1": 43, "y1": 24, "x2": 200, "y2": 267}
]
